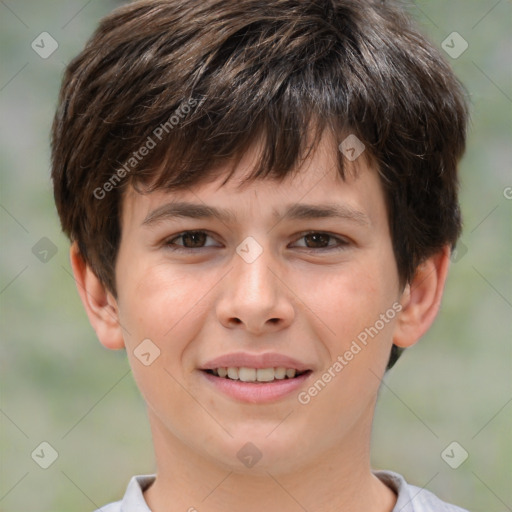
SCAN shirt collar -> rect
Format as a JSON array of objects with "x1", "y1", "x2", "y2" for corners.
[
  {"x1": 119, "y1": 470, "x2": 424, "y2": 512},
  {"x1": 119, "y1": 474, "x2": 155, "y2": 512},
  {"x1": 374, "y1": 470, "x2": 416, "y2": 511}
]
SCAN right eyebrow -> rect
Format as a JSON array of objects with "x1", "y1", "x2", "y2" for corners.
[{"x1": 142, "y1": 202, "x2": 237, "y2": 227}]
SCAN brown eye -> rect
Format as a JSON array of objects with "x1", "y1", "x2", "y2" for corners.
[
  {"x1": 303, "y1": 233, "x2": 331, "y2": 248},
  {"x1": 165, "y1": 231, "x2": 218, "y2": 250},
  {"x1": 179, "y1": 231, "x2": 208, "y2": 248},
  {"x1": 293, "y1": 232, "x2": 349, "y2": 251}
]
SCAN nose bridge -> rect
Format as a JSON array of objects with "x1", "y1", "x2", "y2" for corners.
[{"x1": 233, "y1": 238, "x2": 279, "y2": 306}]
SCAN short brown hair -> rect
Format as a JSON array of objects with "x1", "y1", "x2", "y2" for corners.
[{"x1": 51, "y1": 0, "x2": 469, "y2": 363}]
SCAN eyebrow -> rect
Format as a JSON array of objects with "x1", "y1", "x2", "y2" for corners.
[{"x1": 142, "y1": 201, "x2": 370, "y2": 227}]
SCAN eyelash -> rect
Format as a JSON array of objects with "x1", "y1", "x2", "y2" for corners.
[{"x1": 163, "y1": 230, "x2": 350, "y2": 252}]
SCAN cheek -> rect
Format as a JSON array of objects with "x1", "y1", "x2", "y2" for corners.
[
  {"x1": 303, "y1": 256, "x2": 397, "y2": 342},
  {"x1": 301, "y1": 282, "x2": 398, "y2": 433},
  {"x1": 115, "y1": 264, "x2": 210, "y2": 420},
  {"x1": 116, "y1": 263, "x2": 206, "y2": 350}
]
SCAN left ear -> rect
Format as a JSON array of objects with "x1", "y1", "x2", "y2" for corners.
[{"x1": 393, "y1": 245, "x2": 451, "y2": 348}]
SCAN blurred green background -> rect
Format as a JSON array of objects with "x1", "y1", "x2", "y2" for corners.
[{"x1": 1, "y1": 1, "x2": 510, "y2": 511}]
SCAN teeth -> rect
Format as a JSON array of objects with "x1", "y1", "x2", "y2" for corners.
[
  {"x1": 256, "y1": 368, "x2": 275, "y2": 382},
  {"x1": 239, "y1": 367, "x2": 256, "y2": 382},
  {"x1": 227, "y1": 367, "x2": 239, "y2": 380},
  {"x1": 274, "y1": 367, "x2": 287, "y2": 379},
  {"x1": 286, "y1": 368, "x2": 296, "y2": 378},
  {"x1": 210, "y1": 366, "x2": 304, "y2": 382}
]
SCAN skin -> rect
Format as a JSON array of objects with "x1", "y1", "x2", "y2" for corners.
[{"x1": 71, "y1": 131, "x2": 451, "y2": 512}]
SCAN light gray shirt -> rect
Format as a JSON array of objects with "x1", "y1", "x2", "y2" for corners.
[{"x1": 94, "y1": 471, "x2": 470, "y2": 512}]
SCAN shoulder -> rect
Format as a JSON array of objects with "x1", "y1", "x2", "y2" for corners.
[
  {"x1": 92, "y1": 502, "x2": 122, "y2": 512},
  {"x1": 374, "y1": 470, "x2": 470, "y2": 512}
]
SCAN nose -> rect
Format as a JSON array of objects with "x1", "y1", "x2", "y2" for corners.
[{"x1": 215, "y1": 244, "x2": 295, "y2": 335}]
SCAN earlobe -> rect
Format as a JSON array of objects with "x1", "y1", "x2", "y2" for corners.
[
  {"x1": 69, "y1": 242, "x2": 125, "y2": 350},
  {"x1": 392, "y1": 246, "x2": 451, "y2": 348}
]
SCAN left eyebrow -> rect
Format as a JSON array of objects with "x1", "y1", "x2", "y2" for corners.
[
  {"x1": 279, "y1": 203, "x2": 371, "y2": 226},
  {"x1": 141, "y1": 201, "x2": 371, "y2": 227}
]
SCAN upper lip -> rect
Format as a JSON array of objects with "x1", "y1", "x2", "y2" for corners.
[{"x1": 200, "y1": 352, "x2": 312, "y2": 372}]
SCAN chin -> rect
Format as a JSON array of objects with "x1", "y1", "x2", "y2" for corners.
[{"x1": 200, "y1": 428, "x2": 308, "y2": 475}]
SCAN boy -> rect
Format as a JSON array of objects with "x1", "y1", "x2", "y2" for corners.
[{"x1": 51, "y1": 0, "x2": 470, "y2": 510}]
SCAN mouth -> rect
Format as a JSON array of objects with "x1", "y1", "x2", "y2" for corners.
[
  {"x1": 202, "y1": 367, "x2": 312, "y2": 383},
  {"x1": 199, "y1": 352, "x2": 313, "y2": 402}
]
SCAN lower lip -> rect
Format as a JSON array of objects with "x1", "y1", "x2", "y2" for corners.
[{"x1": 200, "y1": 371, "x2": 311, "y2": 403}]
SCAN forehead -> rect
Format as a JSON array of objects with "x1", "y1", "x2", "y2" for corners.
[{"x1": 120, "y1": 132, "x2": 386, "y2": 230}]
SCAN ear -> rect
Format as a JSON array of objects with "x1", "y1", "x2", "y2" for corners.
[
  {"x1": 69, "y1": 242, "x2": 125, "y2": 350},
  {"x1": 392, "y1": 245, "x2": 451, "y2": 348}
]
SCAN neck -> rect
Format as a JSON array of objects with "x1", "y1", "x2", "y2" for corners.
[{"x1": 143, "y1": 408, "x2": 397, "y2": 512}]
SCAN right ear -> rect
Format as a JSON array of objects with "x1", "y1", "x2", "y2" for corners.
[{"x1": 69, "y1": 242, "x2": 125, "y2": 350}]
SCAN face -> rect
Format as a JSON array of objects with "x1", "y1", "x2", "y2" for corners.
[{"x1": 111, "y1": 133, "x2": 404, "y2": 475}]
